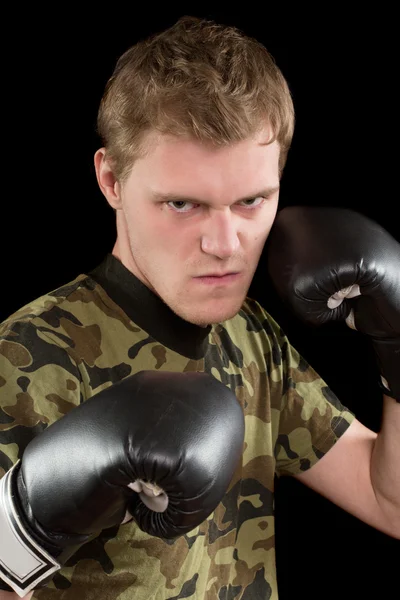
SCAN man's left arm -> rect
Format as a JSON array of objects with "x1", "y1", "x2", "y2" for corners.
[
  {"x1": 267, "y1": 205, "x2": 400, "y2": 539},
  {"x1": 293, "y1": 396, "x2": 400, "y2": 539}
]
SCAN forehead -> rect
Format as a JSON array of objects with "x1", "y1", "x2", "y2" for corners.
[{"x1": 137, "y1": 128, "x2": 280, "y2": 197}]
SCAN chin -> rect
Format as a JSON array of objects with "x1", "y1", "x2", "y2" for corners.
[{"x1": 183, "y1": 302, "x2": 244, "y2": 327}]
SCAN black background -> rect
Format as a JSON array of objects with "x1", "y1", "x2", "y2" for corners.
[{"x1": 2, "y1": 7, "x2": 398, "y2": 599}]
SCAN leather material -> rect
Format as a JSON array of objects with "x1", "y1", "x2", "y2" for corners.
[
  {"x1": 267, "y1": 206, "x2": 400, "y2": 401},
  {"x1": 18, "y1": 370, "x2": 245, "y2": 544}
]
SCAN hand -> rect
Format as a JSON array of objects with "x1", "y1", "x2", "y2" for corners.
[
  {"x1": 267, "y1": 205, "x2": 400, "y2": 401},
  {"x1": 0, "y1": 370, "x2": 244, "y2": 597}
]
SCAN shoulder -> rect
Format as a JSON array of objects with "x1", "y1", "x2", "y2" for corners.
[
  {"x1": 0, "y1": 271, "x2": 123, "y2": 352},
  {"x1": 1, "y1": 274, "x2": 90, "y2": 332},
  {"x1": 0, "y1": 276, "x2": 92, "y2": 471},
  {"x1": 0, "y1": 273, "x2": 100, "y2": 405},
  {"x1": 0, "y1": 270, "x2": 140, "y2": 404}
]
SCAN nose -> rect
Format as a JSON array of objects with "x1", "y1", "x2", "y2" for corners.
[{"x1": 200, "y1": 209, "x2": 240, "y2": 259}]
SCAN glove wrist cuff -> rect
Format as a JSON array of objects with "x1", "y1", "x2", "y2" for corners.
[
  {"x1": 372, "y1": 338, "x2": 400, "y2": 402},
  {"x1": 0, "y1": 462, "x2": 61, "y2": 597},
  {"x1": 378, "y1": 378, "x2": 400, "y2": 403}
]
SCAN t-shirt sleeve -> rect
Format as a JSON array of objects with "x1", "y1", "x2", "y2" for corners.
[
  {"x1": 248, "y1": 299, "x2": 356, "y2": 478},
  {"x1": 0, "y1": 316, "x2": 82, "y2": 477},
  {"x1": 274, "y1": 338, "x2": 356, "y2": 478}
]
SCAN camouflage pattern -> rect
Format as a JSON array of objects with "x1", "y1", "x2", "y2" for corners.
[{"x1": 0, "y1": 258, "x2": 355, "y2": 599}]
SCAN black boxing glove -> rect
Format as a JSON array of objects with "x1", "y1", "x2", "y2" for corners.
[
  {"x1": 267, "y1": 205, "x2": 400, "y2": 401},
  {"x1": 0, "y1": 370, "x2": 244, "y2": 597}
]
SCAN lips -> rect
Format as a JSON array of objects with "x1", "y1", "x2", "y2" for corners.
[{"x1": 196, "y1": 272, "x2": 238, "y2": 277}]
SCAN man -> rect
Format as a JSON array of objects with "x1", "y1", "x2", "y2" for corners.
[{"x1": 0, "y1": 15, "x2": 399, "y2": 599}]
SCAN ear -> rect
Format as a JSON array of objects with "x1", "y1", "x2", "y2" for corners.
[{"x1": 94, "y1": 148, "x2": 122, "y2": 209}]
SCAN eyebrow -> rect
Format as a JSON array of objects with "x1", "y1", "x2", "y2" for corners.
[{"x1": 151, "y1": 185, "x2": 280, "y2": 205}]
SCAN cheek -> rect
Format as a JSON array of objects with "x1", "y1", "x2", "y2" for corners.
[
  {"x1": 128, "y1": 209, "x2": 171, "y2": 245},
  {"x1": 246, "y1": 221, "x2": 271, "y2": 246},
  {"x1": 137, "y1": 217, "x2": 192, "y2": 263}
]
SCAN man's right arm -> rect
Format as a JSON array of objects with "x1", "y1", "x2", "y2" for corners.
[
  {"x1": 0, "y1": 320, "x2": 84, "y2": 598},
  {"x1": 0, "y1": 368, "x2": 245, "y2": 597}
]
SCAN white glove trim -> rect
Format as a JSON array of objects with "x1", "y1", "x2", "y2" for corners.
[{"x1": 0, "y1": 462, "x2": 60, "y2": 597}]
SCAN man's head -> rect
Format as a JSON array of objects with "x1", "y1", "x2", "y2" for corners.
[{"x1": 94, "y1": 16, "x2": 295, "y2": 326}]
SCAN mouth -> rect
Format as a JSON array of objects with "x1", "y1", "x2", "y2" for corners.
[
  {"x1": 197, "y1": 272, "x2": 238, "y2": 277},
  {"x1": 194, "y1": 272, "x2": 241, "y2": 285}
]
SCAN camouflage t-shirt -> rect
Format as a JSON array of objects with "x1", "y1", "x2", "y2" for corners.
[{"x1": 0, "y1": 253, "x2": 355, "y2": 599}]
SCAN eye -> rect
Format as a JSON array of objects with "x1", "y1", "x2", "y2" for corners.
[
  {"x1": 240, "y1": 197, "x2": 265, "y2": 209},
  {"x1": 167, "y1": 197, "x2": 266, "y2": 213},
  {"x1": 167, "y1": 201, "x2": 195, "y2": 213}
]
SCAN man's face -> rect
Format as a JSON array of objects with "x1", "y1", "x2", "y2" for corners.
[{"x1": 115, "y1": 127, "x2": 280, "y2": 326}]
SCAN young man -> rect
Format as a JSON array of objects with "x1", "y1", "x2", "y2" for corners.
[{"x1": 1, "y1": 15, "x2": 399, "y2": 600}]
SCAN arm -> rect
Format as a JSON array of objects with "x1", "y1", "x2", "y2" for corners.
[
  {"x1": 293, "y1": 396, "x2": 400, "y2": 538},
  {"x1": 371, "y1": 395, "x2": 400, "y2": 529},
  {"x1": 267, "y1": 205, "x2": 400, "y2": 536},
  {"x1": 0, "y1": 370, "x2": 244, "y2": 597},
  {"x1": 0, "y1": 322, "x2": 82, "y2": 597}
]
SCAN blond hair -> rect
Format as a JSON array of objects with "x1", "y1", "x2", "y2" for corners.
[{"x1": 97, "y1": 16, "x2": 295, "y2": 183}]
